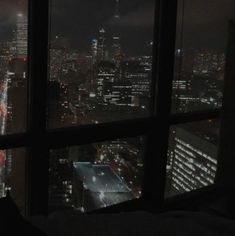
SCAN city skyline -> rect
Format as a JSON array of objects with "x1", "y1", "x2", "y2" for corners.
[
  {"x1": 0, "y1": 0, "x2": 229, "y2": 213},
  {"x1": 1, "y1": 0, "x2": 235, "y2": 53}
]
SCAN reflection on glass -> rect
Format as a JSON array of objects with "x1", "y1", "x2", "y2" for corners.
[
  {"x1": 171, "y1": 0, "x2": 235, "y2": 113},
  {"x1": 0, "y1": 2, "x2": 28, "y2": 134},
  {"x1": 165, "y1": 120, "x2": 220, "y2": 198},
  {"x1": 48, "y1": 0, "x2": 155, "y2": 128},
  {"x1": 49, "y1": 137, "x2": 145, "y2": 212},
  {"x1": 0, "y1": 148, "x2": 26, "y2": 214}
]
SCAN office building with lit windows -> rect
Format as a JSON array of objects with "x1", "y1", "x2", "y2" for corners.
[
  {"x1": 16, "y1": 13, "x2": 27, "y2": 59},
  {"x1": 97, "y1": 28, "x2": 107, "y2": 62},
  {"x1": 103, "y1": 80, "x2": 132, "y2": 106},
  {"x1": 91, "y1": 39, "x2": 98, "y2": 64},
  {"x1": 96, "y1": 61, "x2": 116, "y2": 101},
  {"x1": 168, "y1": 126, "x2": 217, "y2": 196}
]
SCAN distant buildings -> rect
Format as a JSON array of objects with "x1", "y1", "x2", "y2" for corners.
[
  {"x1": 0, "y1": 2, "x2": 226, "y2": 214},
  {"x1": 111, "y1": 36, "x2": 122, "y2": 64},
  {"x1": 49, "y1": 149, "x2": 74, "y2": 210},
  {"x1": 114, "y1": 0, "x2": 120, "y2": 19},
  {"x1": 172, "y1": 49, "x2": 225, "y2": 112},
  {"x1": 97, "y1": 28, "x2": 107, "y2": 63},
  {"x1": 0, "y1": 12, "x2": 28, "y2": 201},
  {"x1": 48, "y1": 139, "x2": 143, "y2": 212},
  {"x1": 91, "y1": 39, "x2": 98, "y2": 64},
  {"x1": 16, "y1": 13, "x2": 27, "y2": 59},
  {"x1": 166, "y1": 121, "x2": 218, "y2": 197}
]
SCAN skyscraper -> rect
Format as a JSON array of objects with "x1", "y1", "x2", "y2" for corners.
[
  {"x1": 96, "y1": 61, "x2": 115, "y2": 102},
  {"x1": 112, "y1": 0, "x2": 121, "y2": 57},
  {"x1": 91, "y1": 39, "x2": 98, "y2": 64},
  {"x1": 16, "y1": 13, "x2": 27, "y2": 59},
  {"x1": 167, "y1": 124, "x2": 218, "y2": 197},
  {"x1": 114, "y1": 0, "x2": 120, "y2": 19},
  {"x1": 97, "y1": 28, "x2": 107, "y2": 62},
  {"x1": 111, "y1": 36, "x2": 121, "y2": 63}
]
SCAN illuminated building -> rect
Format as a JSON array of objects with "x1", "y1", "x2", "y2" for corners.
[
  {"x1": 96, "y1": 62, "x2": 115, "y2": 102},
  {"x1": 103, "y1": 80, "x2": 132, "y2": 106},
  {"x1": 91, "y1": 39, "x2": 98, "y2": 64},
  {"x1": 47, "y1": 81, "x2": 71, "y2": 128},
  {"x1": 193, "y1": 51, "x2": 225, "y2": 75},
  {"x1": 111, "y1": 0, "x2": 122, "y2": 67},
  {"x1": 16, "y1": 13, "x2": 27, "y2": 59},
  {"x1": 168, "y1": 126, "x2": 217, "y2": 196},
  {"x1": 97, "y1": 28, "x2": 107, "y2": 62},
  {"x1": 111, "y1": 36, "x2": 122, "y2": 63},
  {"x1": 49, "y1": 37, "x2": 70, "y2": 81},
  {"x1": 122, "y1": 59, "x2": 151, "y2": 108},
  {"x1": 0, "y1": 151, "x2": 6, "y2": 198},
  {"x1": 114, "y1": 0, "x2": 120, "y2": 19},
  {"x1": 49, "y1": 149, "x2": 74, "y2": 211}
]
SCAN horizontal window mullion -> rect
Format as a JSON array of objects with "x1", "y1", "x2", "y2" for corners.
[
  {"x1": 44, "y1": 117, "x2": 153, "y2": 149},
  {"x1": 0, "y1": 133, "x2": 30, "y2": 150},
  {"x1": 0, "y1": 117, "x2": 153, "y2": 150},
  {"x1": 170, "y1": 109, "x2": 221, "y2": 125},
  {"x1": 164, "y1": 184, "x2": 219, "y2": 209}
]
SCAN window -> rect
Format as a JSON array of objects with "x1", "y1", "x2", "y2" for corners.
[
  {"x1": 164, "y1": 0, "x2": 234, "y2": 199},
  {"x1": 0, "y1": 0, "x2": 230, "y2": 216},
  {"x1": 171, "y1": 0, "x2": 234, "y2": 113},
  {"x1": 49, "y1": 137, "x2": 145, "y2": 212},
  {"x1": 46, "y1": 0, "x2": 155, "y2": 212},
  {"x1": 48, "y1": 0, "x2": 155, "y2": 128},
  {"x1": 0, "y1": 0, "x2": 28, "y2": 213},
  {"x1": 2, "y1": 148, "x2": 27, "y2": 214},
  {"x1": 0, "y1": 3, "x2": 28, "y2": 134}
]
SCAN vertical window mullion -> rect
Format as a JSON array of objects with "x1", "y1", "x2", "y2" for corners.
[
  {"x1": 28, "y1": 0, "x2": 49, "y2": 215},
  {"x1": 142, "y1": 0, "x2": 178, "y2": 211}
]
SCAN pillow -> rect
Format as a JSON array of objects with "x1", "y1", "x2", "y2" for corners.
[{"x1": 0, "y1": 192, "x2": 47, "y2": 235}]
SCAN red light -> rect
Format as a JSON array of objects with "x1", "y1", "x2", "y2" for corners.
[{"x1": 0, "y1": 151, "x2": 4, "y2": 166}]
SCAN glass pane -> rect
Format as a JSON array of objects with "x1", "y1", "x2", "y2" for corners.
[
  {"x1": 165, "y1": 119, "x2": 220, "y2": 198},
  {"x1": 48, "y1": 0, "x2": 155, "y2": 128},
  {"x1": 171, "y1": 0, "x2": 235, "y2": 113},
  {"x1": 0, "y1": 148, "x2": 26, "y2": 214},
  {"x1": 0, "y1": 2, "x2": 28, "y2": 134},
  {"x1": 49, "y1": 137, "x2": 145, "y2": 212}
]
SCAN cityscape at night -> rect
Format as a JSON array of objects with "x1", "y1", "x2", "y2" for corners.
[{"x1": 0, "y1": 0, "x2": 234, "y2": 213}]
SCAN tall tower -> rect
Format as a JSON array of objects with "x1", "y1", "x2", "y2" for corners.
[
  {"x1": 97, "y1": 28, "x2": 107, "y2": 62},
  {"x1": 91, "y1": 39, "x2": 98, "y2": 64},
  {"x1": 16, "y1": 13, "x2": 27, "y2": 59},
  {"x1": 111, "y1": 36, "x2": 121, "y2": 63},
  {"x1": 111, "y1": 0, "x2": 121, "y2": 62},
  {"x1": 114, "y1": 0, "x2": 120, "y2": 19}
]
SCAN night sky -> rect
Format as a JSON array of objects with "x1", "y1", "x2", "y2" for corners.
[
  {"x1": 50, "y1": 0, "x2": 155, "y2": 55},
  {"x1": 0, "y1": 0, "x2": 235, "y2": 54}
]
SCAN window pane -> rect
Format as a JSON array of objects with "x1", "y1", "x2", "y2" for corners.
[
  {"x1": 165, "y1": 120, "x2": 220, "y2": 198},
  {"x1": 0, "y1": 2, "x2": 28, "y2": 134},
  {"x1": 49, "y1": 137, "x2": 145, "y2": 212},
  {"x1": 0, "y1": 148, "x2": 27, "y2": 214},
  {"x1": 48, "y1": 0, "x2": 155, "y2": 128},
  {"x1": 171, "y1": 0, "x2": 235, "y2": 113}
]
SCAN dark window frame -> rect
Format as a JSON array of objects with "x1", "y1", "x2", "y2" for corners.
[{"x1": 0, "y1": 0, "x2": 221, "y2": 215}]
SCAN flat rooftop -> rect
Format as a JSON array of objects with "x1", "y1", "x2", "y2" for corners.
[
  {"x1": 73, "y1": 162, "x2": 131, "y2": 193},
  {"x1": 73, "y1": 162, "x2": 134, "y2": 210}
]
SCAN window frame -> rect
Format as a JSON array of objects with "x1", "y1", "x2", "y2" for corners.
[{"x1": 0, "y1": 0, "x2": 221, "y2": 215}]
